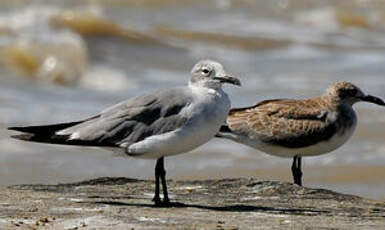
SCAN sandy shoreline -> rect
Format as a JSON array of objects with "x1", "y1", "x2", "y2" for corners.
[{"x1": 1, "y1": 177, "x2": 385, "y2": 229}]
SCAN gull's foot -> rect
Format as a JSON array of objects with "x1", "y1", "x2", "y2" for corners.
[
  {"x1": 163, "y1": 197, "x2": 170, "y2": 205},
  {"x1": 152, "y1": 200, "x2": 186, "y2": 208},
  {"x1": 159, "y1": 199, "x2": 172, "y2": 207},
  {"x1": 152, "y1": 197, "x2": 162, "y2": 207}
]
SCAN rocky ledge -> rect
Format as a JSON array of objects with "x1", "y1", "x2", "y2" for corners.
[{"x1": 1, "y1": 177, "x2": 385, "y2": 229}]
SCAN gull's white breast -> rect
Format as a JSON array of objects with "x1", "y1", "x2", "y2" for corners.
[{"x1": 126, "y1": 87, "x2": 231, "y2": 159}]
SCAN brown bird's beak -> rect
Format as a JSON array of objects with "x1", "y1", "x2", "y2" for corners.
[
  {"x1": 213, "y1": 76, "x2": 241, "y2": 86},
  {"x1": 362, "y1": 95, "x2": 385, "y2": 106}
]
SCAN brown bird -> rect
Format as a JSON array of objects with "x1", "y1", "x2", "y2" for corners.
[{"x1": 216, "y1": 81, "x2": 385, "y2": 186}]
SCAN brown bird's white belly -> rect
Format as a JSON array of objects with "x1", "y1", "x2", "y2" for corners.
[{"x1": 233, "y1": 118, "x2": 357, "y2": 158}]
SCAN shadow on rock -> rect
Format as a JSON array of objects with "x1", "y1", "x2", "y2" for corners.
[{"x1": 88, "y1": 200, "x2": 330, "y2": 215}]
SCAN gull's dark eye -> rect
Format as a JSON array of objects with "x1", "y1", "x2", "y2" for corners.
[{"x1": 202, "y1": 69, "x2": 210, "y2": 74}]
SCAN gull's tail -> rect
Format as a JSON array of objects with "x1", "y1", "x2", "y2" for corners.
[
  {"x1": 7, "y1": 114, "x2": 115, "y2": 147},
  {"x1": 8, "y1": 121, "x2": 84, "y2": 143}
]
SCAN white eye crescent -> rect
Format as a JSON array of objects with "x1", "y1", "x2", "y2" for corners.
[{"x1": 202, "y1": 69, "x2": 210, "y2": 74}]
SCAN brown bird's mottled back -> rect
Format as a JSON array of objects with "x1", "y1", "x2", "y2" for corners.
[{"x1": 226, "y1": 97, "x2": 341, "y2": 148}]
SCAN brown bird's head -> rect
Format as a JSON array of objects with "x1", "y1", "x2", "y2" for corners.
[{"x1": 325, "y1": 81, "x2": 385, "y2": 106}]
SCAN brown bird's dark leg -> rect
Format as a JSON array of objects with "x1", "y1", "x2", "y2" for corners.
[
  {"x1": 291, "y1": 156, "x2": 303, "y2": 186},
  {"x1": 291, "y1": 156, "x2": 297, "y2": 185},
  {"x1": 158, "y1": 157, "x2": 170, "y2": 206},
  {"x1": 153, "y1": 158, "x2": 162, "y2": 206},
  {"x1": 297, "y1": 156, "x2": 303, "y2": 186}
]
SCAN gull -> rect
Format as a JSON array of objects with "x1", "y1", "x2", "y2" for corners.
[
  {"x1": 217, "y1": 81, "x2": 384, "y2": 186},
  {"x1": 8, "y1": 59, "x2": 241, "y2": 206}
]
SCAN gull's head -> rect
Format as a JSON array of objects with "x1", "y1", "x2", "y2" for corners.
[
  {"x1": 325, "y1": 81, "x2": 385, "y2": 106},
  {"x1": 189, "y1": 59, "x2": 241, "y2": 89}
]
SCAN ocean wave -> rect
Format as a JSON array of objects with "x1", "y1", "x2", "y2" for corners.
[
  {"x1": 153, "y1": 25, "x2": 291, "y2": 50},
  {"x1": 294, "y1": 7, "x2": 371, "y2": 30},
  {"x1": 0, "y1": 5, "x2": 168, "y2": 88},
  {"x1": 0, "y1": 6, "x2": 88, "y2": 85},
  {"x1": 49, "y1": 7, "x2": 159, "y2": 44}
]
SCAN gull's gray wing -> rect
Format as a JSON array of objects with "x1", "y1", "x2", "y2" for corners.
[{"x1": 9, "y1": 87, "x2": 193, "y2": 147}]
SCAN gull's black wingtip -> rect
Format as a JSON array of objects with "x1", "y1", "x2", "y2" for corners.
[
  {"x1": 10, "y1": 133, "x2": 34, "y2": 141},
  {"x1": 8, "y1": 126, "x2": 35, "y2": 141},
  {"x1": 8, "y1": 126, "x2": 23, "y2": 132},
  {"x1": 8, "y1": 126, "x2": 41, "y2": 134}
]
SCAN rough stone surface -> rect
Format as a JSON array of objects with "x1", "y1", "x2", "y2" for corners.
[{"x1": 1, "y1": 177, "x2": 385, "y2": 229}]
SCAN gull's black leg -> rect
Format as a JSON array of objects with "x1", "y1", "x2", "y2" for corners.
[
  {"x1": 297, "y1": 156, "x2": 303, "y2": 186},
  {"x1": 158, "y1": 157, "x2": 170, "y2": 206},
  {"x1": 153, "y1": 158, "x2": 162, "y2": 206}
]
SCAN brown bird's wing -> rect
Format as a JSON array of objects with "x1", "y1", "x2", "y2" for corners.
[{"x1": 226, "y1": 98, "x2": 337, "y2": 148}]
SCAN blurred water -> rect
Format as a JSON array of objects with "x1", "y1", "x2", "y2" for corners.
[{"x1": 0, "y1": 0, "x2": 384, "y2": 199}]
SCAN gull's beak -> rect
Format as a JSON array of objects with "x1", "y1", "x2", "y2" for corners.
[
  {"x1": 213, "y1": 76, "x2": 241, "y2": 86},
  {"x1": 362, "y1": 95, "x2": 385, "y2": 106}
]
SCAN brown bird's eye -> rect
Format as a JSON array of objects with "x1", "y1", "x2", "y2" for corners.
[{"x1": 340, "y1": 88, "x2": 357, "y2": 98}]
